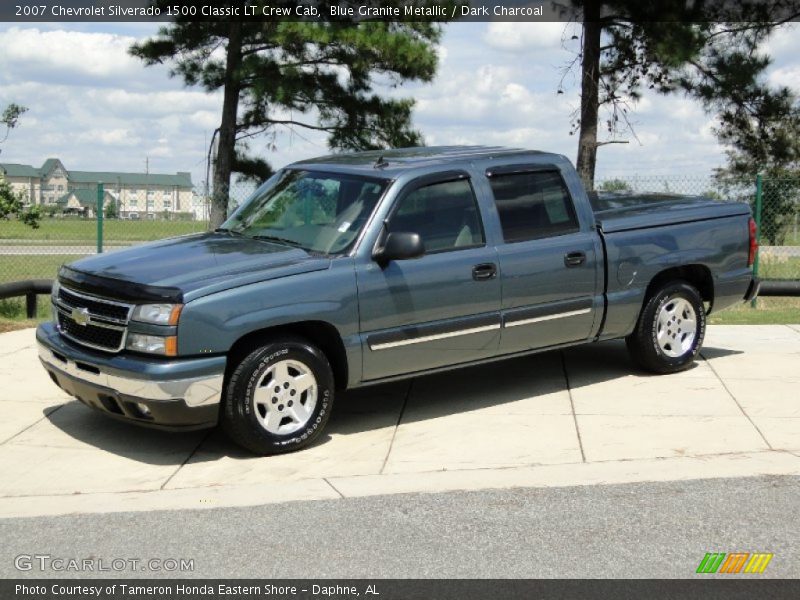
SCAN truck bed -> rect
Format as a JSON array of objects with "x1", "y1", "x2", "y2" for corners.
[{"x1": 591, "y1": 193, "x2": 751, "y2": 234}]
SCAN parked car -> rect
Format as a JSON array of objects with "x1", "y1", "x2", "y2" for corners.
[{"x1": 37, "y1": 146, "x2": 759, "y2": 454}]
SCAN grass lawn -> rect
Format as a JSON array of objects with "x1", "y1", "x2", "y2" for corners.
[
  {"x1": 0, "y1": 296, "x2": 51, "y2": 333},
  {"x1": 0, "y1": 254, "x2": 81, "y2": 284},
  {"x1": 1, "y1": 218, "x2": 208, "y2": 242},
  {"x1": 757, "y1": 256, "x2": 800, "y2": 280},
  {"x1": 709, "y1": 297, "x2": 800, "y2": 325}
]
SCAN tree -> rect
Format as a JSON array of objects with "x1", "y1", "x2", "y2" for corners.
[
  {"x1": 564, "y1": 0, "x2": 800, "y2": 188},
  {"x1": 1, "y1": 103, "x2": 28, "y2": 152},
  {"x1": 105, "y1": 199, "x2": 118, "y2": 219},
  {"x1": 597, "y1": 177, "x2": 632, "y2": 192},
  {"x1": 131, "y1": 2, "x2": 447, "y2": 228},
  {"x1": 0, "y1": 179, "x2": 40, "y2": 228},
  {"x1": 714, "y1": 90, "x2": 800, "y2": 244},
  {"x1": 0, "y1": 102, "x2": 39, "y2": 227}
]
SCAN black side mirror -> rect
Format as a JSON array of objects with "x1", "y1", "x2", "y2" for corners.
[{"x1": 374, "y1": 231, "x2": 425, "y2": 264}]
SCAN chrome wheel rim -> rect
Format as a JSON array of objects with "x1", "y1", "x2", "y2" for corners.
[
  {"x1": 656, "y1": 296, "x2": 697, "y2": 358},
  {"x1": 253, "y1": 359, "x2": 317, "y2": 435}
]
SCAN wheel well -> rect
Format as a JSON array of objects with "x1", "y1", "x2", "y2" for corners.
[
  {"x1": 644, "y1": 264, "x2": 714, "y2": 307},
  {"x1": 226, "y1": 321, "x2": 349, "y2": 390}
]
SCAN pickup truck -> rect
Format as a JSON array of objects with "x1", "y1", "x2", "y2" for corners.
[{"x1": 37, "y1": 146, "x2": 759, "y2": 454}]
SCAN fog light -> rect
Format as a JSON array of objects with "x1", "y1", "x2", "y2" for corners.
[
  {"x1": 136, "y1": 403, "x2": 151, "y2": 417},
  {"x1": 126, "y1": 333, "x2": 177, "y2": 356}
]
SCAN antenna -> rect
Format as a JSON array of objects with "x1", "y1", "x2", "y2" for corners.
[{"x1": 374, "y1": 155, "x2": 388, "y2": 169}]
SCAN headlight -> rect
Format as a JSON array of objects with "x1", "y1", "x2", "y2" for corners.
[
  {"x1": 126, "y1": 333, "x2": 177, "y2": 356},
  {"x1": 131, "y1": 303, "x2": 183, "y2": 325},
  {"x1": 51, "y1": 279, "x2": 61, "y2": 301}
]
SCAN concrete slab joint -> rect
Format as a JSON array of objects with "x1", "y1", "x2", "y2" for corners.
[{"x1": 0, "y1": 325, "x2": 798, "y2": 518}]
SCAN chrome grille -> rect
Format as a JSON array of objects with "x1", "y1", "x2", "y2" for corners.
[{"x1": 55, "y1": 286, "x2": 133, "y2": 352}]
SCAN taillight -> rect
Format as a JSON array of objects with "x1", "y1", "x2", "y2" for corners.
[{"x1": 748, "y1": 217, "x2": 758, "y2": 267}]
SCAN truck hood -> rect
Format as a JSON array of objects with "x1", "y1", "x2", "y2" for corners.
[{"x1": 62, "y1": 232, "x2": 331, "y2": 301}]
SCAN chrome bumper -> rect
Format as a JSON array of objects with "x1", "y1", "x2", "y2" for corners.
[{"x1": 37, "y1": 343, "x2": 223, "y2": 408}]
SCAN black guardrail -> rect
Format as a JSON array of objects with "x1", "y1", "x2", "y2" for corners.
[
  {"x1": 0, "y1": 279, "x2": 53, "y2": 318},
  {"x1": 759, "y1": 280, "x2": 800, "y2": 297},
  {"x1": 0, "y1": 278, "x2": 796, "y2": 323}
]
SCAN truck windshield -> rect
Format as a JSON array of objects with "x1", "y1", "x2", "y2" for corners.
[{"x1": 221, "y1": 169, "x2": 389, "y2": 254}]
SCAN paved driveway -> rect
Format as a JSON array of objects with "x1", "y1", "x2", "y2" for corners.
[{"x1": 1, "y1": 325, "x2": 799, "y2": 518}]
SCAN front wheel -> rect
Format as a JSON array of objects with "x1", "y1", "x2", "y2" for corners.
[
  {"x1": 626, "y1": 281, "x2": 706, "y2": 374},
  {"x1": 222, "y1": 336, "x2": 335, "y2": 455}
]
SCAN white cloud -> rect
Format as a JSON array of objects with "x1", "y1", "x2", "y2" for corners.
[
  {"x1": 0, "y1": 27, "x2": 144, "y2": 82},
  {"x1": 3, "y1": 20, "x2": 800, "y2": 186},
  {"x1": 483, "y1": 22, "x2": 569, "y2": 51},
  {"x1": 768, "y1": 65, "x2": 800, "y2": 90}
]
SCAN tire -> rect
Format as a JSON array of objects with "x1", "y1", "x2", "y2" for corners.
[
  {"x1": 626, "y1": 280, "x2": 706, "y2": 374},
  {"x1": 222, "y1": 335, "x2": 335, "y2": 455}
]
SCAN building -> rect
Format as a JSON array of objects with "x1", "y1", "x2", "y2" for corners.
[{"x1": 0, "y1": 158, "x2": 193, "y2": 219}]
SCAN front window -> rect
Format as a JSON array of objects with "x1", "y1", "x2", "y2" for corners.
[{"x1": 221, "y1": 169, "x2": 389, "y2": 255}]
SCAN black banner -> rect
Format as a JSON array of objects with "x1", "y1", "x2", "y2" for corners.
[
  {"x1": 4, "y1": 579, "x2": 800, "y2": 600},
  {"x1": 3, "y1": 0, "x2": 800, "y2": 23}
]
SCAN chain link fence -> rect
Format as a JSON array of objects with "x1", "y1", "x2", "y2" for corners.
[
  {"x1": 596, "y1": 175, "x2": 800, "y2": 281},
  {"x1": 2, "y1": 174, "x2": 799, "y2": 289}
]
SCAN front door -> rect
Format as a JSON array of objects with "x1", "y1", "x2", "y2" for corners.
[{"x1": 357, "y1": 173, "x2": 502, "y2": 381}]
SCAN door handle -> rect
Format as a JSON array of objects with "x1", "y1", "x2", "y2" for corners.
[
  {"x1": 564, "y1": 251, "x2": 586, "y2": 267},
  {"x1": 472, "y1": 263, "x2": 497, "y2": 281}
]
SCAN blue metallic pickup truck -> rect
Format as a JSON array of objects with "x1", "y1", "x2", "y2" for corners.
[{"x1": 37, "y1": 146, "x2": 759, "y2": 454}]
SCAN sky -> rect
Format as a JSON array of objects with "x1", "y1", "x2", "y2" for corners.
[{"x1": 1, "y1": 20, "x2": 800, "y2": 188}]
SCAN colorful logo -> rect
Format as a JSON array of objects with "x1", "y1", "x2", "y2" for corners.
[{"x1": 696, "y1": 552, "x2": 773, "y2": 574}]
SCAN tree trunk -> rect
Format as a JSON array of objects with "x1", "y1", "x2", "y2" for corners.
[
  {"x1": 576, "y1": 2, "x2": 602, "y2": 190},
  {"x1": 210, "y1": 21, "x2": 243, "y2": 229}
]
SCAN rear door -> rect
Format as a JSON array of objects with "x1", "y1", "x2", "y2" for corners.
[
  {"x1": 356, "y1": 171, "x2": 502, "y2": 381},
  {"x1": 486, "y1": 166, "x2": 601, "y2": 353}
]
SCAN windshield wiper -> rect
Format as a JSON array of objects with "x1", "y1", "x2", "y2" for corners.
[
  {"x1": 214, "y1": 227, "x2": 243, "y2": 236},
  {"x1": 250, "y1": 235, "x2": 305, "y2": 249}
]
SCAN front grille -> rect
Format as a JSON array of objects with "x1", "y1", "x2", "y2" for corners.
[
  {"x1": 55, "y1": 285, "x2": 132, "y2": 352},
  {"x1": 58, "y1": 312, "x2": 125, "y2": 352},
  {"x1": 58, "y1": 287, "x2": 130, "y2": 322}
]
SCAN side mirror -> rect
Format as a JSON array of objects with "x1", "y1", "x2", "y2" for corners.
[{"x1": 374, "y1": 231, "x2": 425, "y2": 264}]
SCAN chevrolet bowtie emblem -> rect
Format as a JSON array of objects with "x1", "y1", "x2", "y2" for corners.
[{"x1": 71, "y1": 307, "x2": 91, "y2": 326}]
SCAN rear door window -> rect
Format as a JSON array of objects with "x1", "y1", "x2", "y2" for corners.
[{"x1": 488, "y1": 171, "x2": 579, "y2": 243}]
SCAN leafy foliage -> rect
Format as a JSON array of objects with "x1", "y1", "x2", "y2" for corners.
[
  {"x1": 566, "y1": 0, "x2": 800, "y2": 186},
  {"x1": 1, "y1": 103, "x2": 28, "y2": 146},
  {"x1": 0, "y1": 179, "x2": 40, "y2": 228},
  {"x1": 131, "y1": 2, "x2": 449, "y2": 225}
]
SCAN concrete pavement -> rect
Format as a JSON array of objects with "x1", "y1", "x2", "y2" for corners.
[{"x1": 1, "y1": 325, "x2": 799, "y2": 518}]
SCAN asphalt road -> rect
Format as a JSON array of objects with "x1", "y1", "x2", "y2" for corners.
[{"x1": 1, "y1": 474, "x2": 798, "y2": 579}]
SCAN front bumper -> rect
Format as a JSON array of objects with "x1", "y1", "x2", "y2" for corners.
[{"x1": 36, "y1": 322, "x2": 226, "y2": 431}]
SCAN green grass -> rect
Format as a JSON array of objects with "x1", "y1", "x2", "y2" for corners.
[
  {"x1": 0, "y1": 254, "x2": 81, "y2": 284},
  {"x1": 709, "y1": 297, "x2": 800, "y2": 325},
  {"x1": 757, "y1": 256, "x2": 800, "y2": 280},
  {"x1": 0, "y1": 296, "x2": 51, "y2": 332},
  {"x1": 0, "y1": 218, "x2": 208, "y2": 243}
]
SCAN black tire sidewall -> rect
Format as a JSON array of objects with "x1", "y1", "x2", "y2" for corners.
[
  {"x1": 223, "y1": 340, "x2": 334, "y2": 454},
  {"x1": 632, "y1": 281, "x2": 706, "y2": 373}
]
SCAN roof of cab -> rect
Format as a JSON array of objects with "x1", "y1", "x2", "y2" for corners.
[{"x1": 290, "y1": 145, "x2": 558, "y2": 177}]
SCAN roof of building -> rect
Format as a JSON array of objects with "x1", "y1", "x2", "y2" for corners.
[
  {"x1": 292, "y1": 145, "x2": 552, "y2": 176},
  {"x1": 0, "y1": 163, "x2": 41, "y2": 178},
  {"x1": 0, "y1": 159, "x2": 193, "y2": 187},
  {"x1": 56, "y1": 189, "x2": 113, "y2": 208}
]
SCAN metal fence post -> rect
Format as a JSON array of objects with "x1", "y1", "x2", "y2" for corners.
[
  {"x1": 751, "y1": 174, "x2": 763, "y2": 307},
  {"x1": 97, "y1": 182, "x2": 104, "y2": 254}
]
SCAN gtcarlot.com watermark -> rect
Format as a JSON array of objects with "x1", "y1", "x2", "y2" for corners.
[{"x1": 15, "y1": 554, "x2": 194, "y2": 573}]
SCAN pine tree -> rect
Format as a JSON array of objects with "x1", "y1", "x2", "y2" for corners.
[
  {"x1": 567, "y1": 0, "x2": 800, "y2": 188},
  {"x1": 131, "y1": 2, "x2": 445, "y2": 227}
]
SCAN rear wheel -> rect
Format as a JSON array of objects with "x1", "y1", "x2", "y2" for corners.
[
  {"x1": 626, "y1": 281, "x2": 706, "y2": 374},
  {"x1": 222, "y1": 336, "x2": 334, "y2": 455}
]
